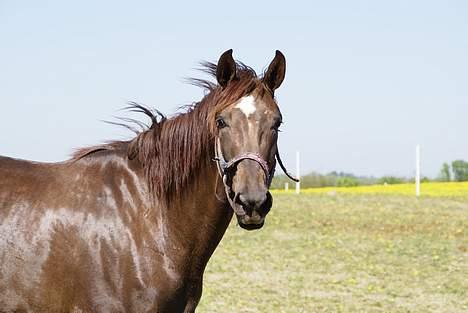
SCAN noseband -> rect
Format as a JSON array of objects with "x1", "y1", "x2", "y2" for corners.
[{"x1": 213, "y1": 138, "x2": 299, "y2": 197}]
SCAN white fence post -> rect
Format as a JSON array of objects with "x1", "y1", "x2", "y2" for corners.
[{"x1": 415, "y1": 145, "x2": 420, "y2": 197}]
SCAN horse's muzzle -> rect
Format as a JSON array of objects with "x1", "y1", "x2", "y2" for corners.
[{"x1": 234, "y1": 191, "x2": 272, "y2": 230}]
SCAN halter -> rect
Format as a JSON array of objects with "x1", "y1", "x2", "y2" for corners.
[{"x1": 213, "y1": 137, "x2": 299, "y2": 204}]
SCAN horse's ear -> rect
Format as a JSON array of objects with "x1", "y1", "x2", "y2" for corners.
[
  {"x1": 263, "y1": 50, "x2": 286, "y2": 92},
  {"x1": 216, "y1": 49, "x2": 237, "y2": 88}
]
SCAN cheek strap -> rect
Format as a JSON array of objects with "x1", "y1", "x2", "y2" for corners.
[
  {"x1": 214, "y1": 138, "x2": 272, "y2": 186},
  {"x1": 213, "y1": 137, "x2": 299, "y2": 214},
  {"x1": 213, "y1": 138, "x2": 299, "y2": 190}
]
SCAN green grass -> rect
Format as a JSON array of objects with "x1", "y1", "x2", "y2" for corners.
[{"x1": 197, "y1": 194, "x2": 468, "y2": 313}]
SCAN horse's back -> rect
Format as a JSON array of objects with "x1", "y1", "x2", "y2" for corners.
[
  {"x1": 0, "y1": 153, "x2": 162, "y2": 312},
  {"x1": 0, "y1": 155, "x2": 60, "y2": 211}
]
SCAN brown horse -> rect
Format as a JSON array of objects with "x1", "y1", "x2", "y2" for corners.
[{"x1": 0, "y1": 50, "x2": 297, "y2": 313}]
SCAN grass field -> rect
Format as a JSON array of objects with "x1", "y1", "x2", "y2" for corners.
[{"x1": 198, "y1": 183, "x2": 468, "y2": 312}]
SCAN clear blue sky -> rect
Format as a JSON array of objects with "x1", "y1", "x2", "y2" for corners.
[{"x1": 1, "y1": 0, "x2": 467, "y2": 178}]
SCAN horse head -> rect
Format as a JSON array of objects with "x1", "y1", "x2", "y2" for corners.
[{"x1": 213, "y1": 49, "x2": 291, "y2": 230}]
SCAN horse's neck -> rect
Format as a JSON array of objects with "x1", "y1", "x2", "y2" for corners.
[{"x1": 154, "y1": 162, "x2": 233, "y2": 276}]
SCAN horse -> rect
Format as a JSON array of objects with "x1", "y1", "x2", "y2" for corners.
[{"x1": 0, "y1": 49, "x2": 297, "y2": 313}]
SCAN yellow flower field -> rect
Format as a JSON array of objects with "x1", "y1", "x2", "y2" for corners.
[{"x1": 273, "y1": 182, "x2": 468, "y2": 197}]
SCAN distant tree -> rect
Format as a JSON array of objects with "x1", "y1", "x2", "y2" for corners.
[
  {"x1": 438, "y1": 162, "x2": 451, "y2": 181},
  {"x1": 377, "y1": 176, "x2": 405, "y2": 185},
  {"x1": 336, "y1": 176, "x2": 359, "y2": 187},
  {"x1": 421, "y1": 176, "x2": 431, "y2": 183},
  {"x1": 451, "y1": 160, "x2": 468, "y2": 181}
]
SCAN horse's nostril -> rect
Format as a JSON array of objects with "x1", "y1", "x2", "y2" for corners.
[{"x1": 238, "y1": 193, "x2": 267, "y2": 211}]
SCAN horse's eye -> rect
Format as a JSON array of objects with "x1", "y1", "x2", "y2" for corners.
[{"x1": 216, "y1": 117, "x2": 227, "y2": 129}]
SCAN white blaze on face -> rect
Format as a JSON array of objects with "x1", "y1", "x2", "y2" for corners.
[{"x1": 235, "y1": 95, "x2": 257, "y2": 118}]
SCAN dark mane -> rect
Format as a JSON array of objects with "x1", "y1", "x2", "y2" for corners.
[{"x1": 72, "y1": 61, "x2": 267, "y2": 204}]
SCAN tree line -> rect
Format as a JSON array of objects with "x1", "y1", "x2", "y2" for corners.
[
  {"x1": 438, "y1": 160, "x2": 468, "y2": 182},
  {"x1": 270, "y1": 171, "x2": 410, "y2": 189},
  {"x1": 270, "y1": 159, "x2": 468, "y2": 189}
]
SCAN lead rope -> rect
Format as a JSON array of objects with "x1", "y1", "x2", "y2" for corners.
[{"x1": 275, "y1": 149, "x2": 299, "y2": 182}]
